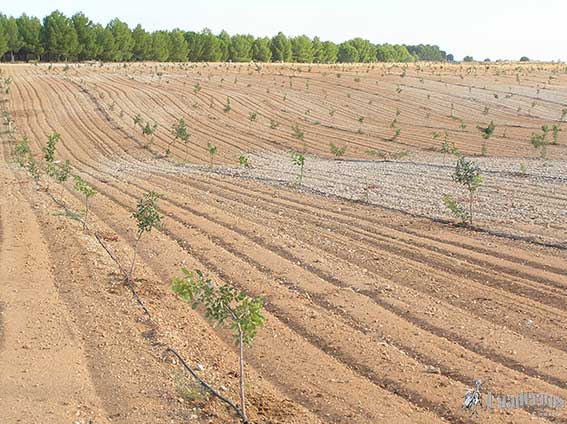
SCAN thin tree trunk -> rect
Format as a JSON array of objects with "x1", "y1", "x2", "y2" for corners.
[
  {"x1": 83, "y1": 197, "x2": 89, "y2": 231},
  {"x1": 238, "y1": 326, "x2": 247, "y2": 421},
  {"x1": 469, "y1": 192, "x2": 473, "y2": 225},
  {"x1": 128, "y1": 232, "x2": 142, "y2": 281}
]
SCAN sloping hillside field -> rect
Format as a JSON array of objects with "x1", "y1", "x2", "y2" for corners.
[{"x1": 1, "y1": 62, "x2": 566, "y2": 423}]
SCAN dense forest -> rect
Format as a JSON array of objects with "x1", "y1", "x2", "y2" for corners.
[{"x1": 0, "y1": 11, "x2": 451, "y2": 63}]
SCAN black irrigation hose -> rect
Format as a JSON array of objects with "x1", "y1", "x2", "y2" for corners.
[
  {"x1": 34, "y1": 174, "x2": 251, "y2": 424},
  {"x1": 166, "y1": 348, "x2": 249, "y2": 424}
]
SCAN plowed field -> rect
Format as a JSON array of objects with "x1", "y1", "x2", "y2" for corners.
[{"x1": 1, "y1": 62, "x2": 566, "y2": 424}]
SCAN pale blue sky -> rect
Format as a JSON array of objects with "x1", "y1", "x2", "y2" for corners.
[{"x1": 2, "y1": 0, "x2": 565, "y2": 61}]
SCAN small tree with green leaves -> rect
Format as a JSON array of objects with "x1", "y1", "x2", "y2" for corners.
[
  {"x1": 530, "y1": 132, "x2": 547, "y2": 159},
  {"x1": 171, "y1": 118, "x2": 190, "y2": 160},
  {"x1": 391, "y1": 128, "x2": 401, "y2": 142},
  {"x1": 15, "y1": 136, "x2": 31, "y2": 167},
  {"x1": 291, "y1": 124, "x2": 305, "y2": 150},
  {"x1": 207, "y1": 143, "x2": 217, "y2": 167},
  {"x1": 291, "y1": 151, "x2": 305, "y2": 185},
  {"x1": 269, "y1": 119, "x2": 279, "y2": 130},
  {"x1": 330, "y1": 142, "x2": 347, "y2": 159},
  {"x1": 142, "y1": 121, "x2": 158, "y2": 148},
  {"x1": 129, "y1": 191, "x2": 162, "y2": 281},
  {"x1": 477, "y1": 121, "x2": 495, "y2": 156},
  {"x1": 239, "y1": 154, "x2": 250, "y2": 168},
  {"x1": 224, "y1": 97, "x2": 232, "y2": 113},
  {"x1": 551, "y1": 125, "x2": 561, "y2": 145},
  {"x1": 73, "y1": 175, "x2": 96, "y2": 230},
  {"x1": 42, "y1": 132, "x2": 71, "y2": 190},
  {"x1": 43, "y1": 132, "x2": 60, "y2": 164},
  {"x1": 444, "y1": 157, "x2": 483, "y2": 225},
  {"x1": 26, "y1": 156, "x2": 41, "y2": 184},
  {"x1": 172, "y1": 269, "x2": 265, "y2": 423}
]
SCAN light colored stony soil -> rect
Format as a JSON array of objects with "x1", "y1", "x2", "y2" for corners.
[{"x1": 102, "y1": 151, "x2": 567, "y2": 247}]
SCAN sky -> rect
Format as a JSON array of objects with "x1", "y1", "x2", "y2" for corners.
[{"x1": 2, "y1": 0, "x2": 566, "y2": 61}]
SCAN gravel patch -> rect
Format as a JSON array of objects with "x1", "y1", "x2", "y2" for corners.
[{"x1": 99, "y1": 151, "x2": 567, "y2": 246}]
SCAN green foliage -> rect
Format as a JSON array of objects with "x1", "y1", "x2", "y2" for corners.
[
  {"x1": 291, "y1": 35, "x2": 313, "y2": 63},
  {"x1": 172, "y1": 269, "x2": 265, "y2": 346},
  {"x1": 0, "y1": 14, "x2": 23, "y2": 61},
  {"x1": 149, "y1": 31, "x2": 171, "y2": 61},
  {"x1": 391, "y1": 128, "x2": 401, "y2": 141},
  {"x1": 73, "y1": 175, "x2": 96, "y2": 199},
  {"x1": 15, "y1": 136, "x2": 31, "y2": 167},
  {"x1": 248, "y1": 111, "x2": 257, "y2": 122},
  {"x1": 252, "y1": 37, "x2": 272, "y2": 62},
  {"x1": 530, "y1": 132, "x2": 547, "y2": 158},
  {"x1": 142, "y1": 121, "x2": 157, "y2": 137},
  {"x1": 445, "y1": 156, "x2": 483, "y2": 225},
  {"x1": 26, "y1": 155, "x2": 40, "y2": 182},
  {"x1": 132, "y1": 24, "x2": 151, "y2": 60},
  {"x1": 106, "y1": 18, "x2": 133, "y2": 61},
  {"x1": 291, "y1": 151, "x2": 305, "y2": 184},
  {"x1": 269, "y1": 119, "x2": 279, "y2": 129},
  {"x1": 330, "y1": 142, "x2": 347, "y2": 158},
  {"x1": 239, "y1": 154, "x2": 250, "y2": 168},
  {"x1": 173, "y1": 118, "x2": 189, "y2": 143},
  {"x1": 132, "y1": 191, "x2": 162, "y2": 236},
  {"x1": 41, "y1": 10, "x2": 79, "y2": 61},
  {"x1": 168, "y1": 29, "x2": 188, "y2": 61},
  {"x1": 291, "y1": 124, "x2": 304, "y2": 142},
  {"x1": 55, "y1": 159, "x2": 71, "y2": 183},
  {"x1": 129, "y1": 191, "x2": 162, "y2": 281},
  {"x1": 207, "y1": 142, "x2": 217, "y2": 167},
  {"x1": 73, "y1": 175, "x2": 96, "y2": 230},
  {"x1": 442, "y1": 194, "x2": 470, "y2": 223},
  {"x1": 551, "y1": 125, "x2": 560, "y2": 145},
  {"x1": 376, "y1": 44, "x2": 414, "y2": 62},
  {"x1": 223, "y1": 97, "x2": 231, "y2": 113},
  {"x1": 477, "y1": 121, "x2": 495, "y2": 140},
  {"x1": 453, "y1": 156, "x2": 483, "y2": 193},
  {"x1": 172, "y1": 269, "x2": 265, "y2": 420},
  {"x1": 230, "y1": 34, "x2": 253, "y2": 62},
  {"x1": 17, "y1": 14, "x2": 44, "y2": 60},
  {"x1": 337, "y1": 42, "x2": 358, "y2": 63},
  {"x1": 0, "y1": 11, "x2": 453, "y2": 63},
  {"x1": 43, "y1": 132, "x2": 60, "y2": 163},
  {"x1": 271, "y1": 32, "x2": 292, "y2": 62},
  {"x1": 477, "y1": 121, "x2": 495, "y2": 156}
]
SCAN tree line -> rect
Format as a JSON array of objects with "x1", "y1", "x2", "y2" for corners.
[{"x1": 0, "y1": 11, "x2": 451, "y2": 63}]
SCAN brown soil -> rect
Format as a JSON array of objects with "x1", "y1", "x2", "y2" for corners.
[{"x1": 0, "y1": 62, "x2": 566, "y2": 424}]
